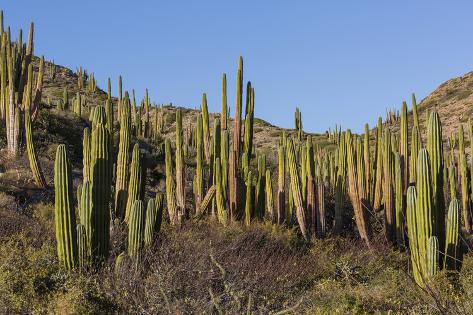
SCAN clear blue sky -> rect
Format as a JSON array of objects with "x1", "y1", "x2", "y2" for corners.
[{"x1": 3, "y1": 1, "x2": 473, "y2": 133}]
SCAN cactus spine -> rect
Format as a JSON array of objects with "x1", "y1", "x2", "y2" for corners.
[{"x1": 54, "y1": 145, "x2": 77, "y2": 269}]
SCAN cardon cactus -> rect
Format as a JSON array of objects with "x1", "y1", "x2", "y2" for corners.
[
  {"x1": 373, "y1": 117, "x2": 383, "y2": 210},
  {"x1": 195, "y1": 114, "x2": 204, "y2": 212},
  {"x1": 427, "y1": 111, "x2": 445, "y2": 252},
  {"x1": 201, "y1": 93, "x2": 211, "y2": 164},
  {"x1": 198, "y1": 185, "x2": 216, "y2": 216},
  {"x1": 125, "y1": 144, "x2": 143, "y2": 223},
  {"x1": 444, "y1": 199, "x2": 462, "y2": 271},
  {"x1": 265, "y1": 169, "x2": 274, "y2": 223},
  {"x1": 277, "y1": 144, "x2": 286, "y2": 225},
  {"x1": 90, "y1": 112, "x2": 112, "y2": 260},
  {"x1": 24, "y1": 64, "x2": 46, "y2": 188},
  {"x1": 165, "y1": 139, "x2": 179, "y2": 225},
  {"x1": 115, "y1": 95, "x2": 131, "y2": 219},
  {"x1": 79, "y1": 181, "x2": 92, "y2": 259},
  {"x1": 215, "y1": 158, "x2": 228, "y2": 225},
  {"x1": 287, "y1": 138, "x2": 309, "y2": 240},
  {"x1": 245, "y1": 170, "x2": 253, "y2": 226},
  {"x1": 394, "y1": 153, "x2": 405, "y2": 247},
  {"x1": 399, "y1": 101, "x2": 408, "y2": 192},
  {"x1": 458, "y1": 125, "x2": 471, "y2": 233},
  {"x1": 128, "y1": 200, "x2": 145, "y2": 262},
  {"x1": 175, "y1": 109, "x2": 186, "y2": 214},
  {"x1": 427, "y1": 236, "x2": 439, "y2": 278},
  {"x1": 83, "y1": 127, "x2": 91, "y2": 183},
  {"x1": 54, "y1": 145, "x2": 77, "y2": 270},
  {"x1": 383, "y1": 129, "x2": 395, "y2": 243},
  {"x1": 409, "y1": 125, "x2": 421, "y2": 185},
  {"x1": 77, "y1": 224, "x2": 88, "y2": 268},
  {"x1": 221, "y1": 73, "x2": 228, "y2": 130},
  {"x1": 334, "y1": 131, "x2": 347, "y2": 233},
  {"x1": 144, "y1": 199, "x2": 157, "y2": 248}
]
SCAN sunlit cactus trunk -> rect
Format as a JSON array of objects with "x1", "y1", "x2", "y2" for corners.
[
  {"x1": 175, "y1": 109, "x2": 186, "y2": 216},
  {"x1": 277, "y1": 144, "x2": 286, "y2": 225},
  {"x1": 115, "y1": 95, "x2": 131, "y2": 220},
  {"x1": 54, "y1": 145, "x2": 77, "y2": 270}
]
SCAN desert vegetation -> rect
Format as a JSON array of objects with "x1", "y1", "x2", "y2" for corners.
[{"x1": 2, "y1": 10, "x2": 473, "y2": 314}]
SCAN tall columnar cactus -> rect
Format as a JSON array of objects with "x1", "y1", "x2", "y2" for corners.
[
  {"x1": 448, "y1": 162, "x2": 457, "y2": 200},
  {"x1": 427, "y1": 111, "x2": 445, "y2": 252},
  {"x1": 277, "y1": 144, "x2": 286, "y2": 225},
  {"x1": 306, "y1": 137, "x2": 317, "y2": 236},
  {"x1": 295, "y1": 107, "x2": 303, "y2": 141},
  {"x1": 383, "y1": 129, "x2": 395, "y2": 243},
  {"x1": 220, "y1": 129, "x2": 229, "y2": 202},
  {"x1": 233, "y1": 56, "x2": 243, "y2": 162},
  {"x1": 175, "y1": 109, "x2": 186, "y2": 215},
  {"x1": 128, "y1": 200, "x2": 145, "y2": 262},
  {"x1": 445, "y1": 199, "x2": 461, "y2": 271},
  {"x1": 317, "y1": 171, "x2": 326, "y2": 237},
  {"x1": 406, "y1": 186, "x2": 421, "y2": 284},
  {"x1": 144, "y1": 199, "x2": 157, "y2": 248},
  {"x1": 412, "y1": 93, "x2": 419, "y2": 128},
  {"x1": 287, "y1": 138, "x2": 309, "y2": 240},
  {"x1": 115, "y1": 95, "x2": 131, "y2": 219},
  {"x1": 90, "y1": 111, "x2": 112, "y2": 260},
  {"x1": 54, "y1": 145, "x2": 77, "y2": 270},
  {"x1": 255, "y1": 154, "x2": 266, "y2": 219},
  {"x1": 245, "y1": 170, "x2": 253, "y2": 226},
  {"x1": 221, "y1": 73, "x2": 228, "y2": 130},
  {"x1": 24, "y1": 64, "x2": 46, "y2": 188},
  {"x1": 215, "y1": 158, "x2": 228, "y2": 225},
  {"x1": 165, "y1": 139, "x2": 179, "y2": 225},
  {"x1": 105, "y1": 98, "x2": 113, "y2": 136},
  {"x1": 346, "y1": 132, "x2": 372, "y2": 247},
  {"x1": 407, "y1": 149, "x2": 435, "y2": 286},
  {"x1": 195, "y1": 114, "x2": 204, "y2": 212},
  {"x1": 82, "y1": 127, "x2": 91, "y2": 183},
  {"x1": 243, "y1": 85, "x2": 254, "y2": 161},
  {"x1": 400, "y1": 101, "x2": 409, "y2": 192},
  {"x1": 409, "y1": 126, "x2": 421, "y2": 185},
  {"x1": 265, "y1": 169, "x2": 274, "y2": 223},
  {"x1": 80, "y1": 181, "x2": 92, "y2": 259},
  {"x1": 363, "y1": 123, "x2": 371, "y2": 203},
  {"x1": 373, "y1": 117, "x2": 383, "y2": 210},
  {"x1": 458, "y1": 125, "x2": 470, "y2": 232},
  {"x1": 427, "y1": 236, "x2": 439, "y2": 278},
  {"x1": 394, "y1": 153, "x2": 405, "y2": 247},
  {"x1": 201, "y1": 93, "x2": 211, "y2": 164},
  {"x1": 125, "y1": 144, "x2": 143, "y2": 223},
  {"x1": 334, "y1": 131, "x2": 347, "y2": 234},
  {"x1": 77, "y1": 224, "x2": 88, "y2": 268}
]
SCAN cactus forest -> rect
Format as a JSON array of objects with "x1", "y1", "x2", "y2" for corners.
[{"x1": 2, "y1": 8, "x2": 473, "y2": 314}]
